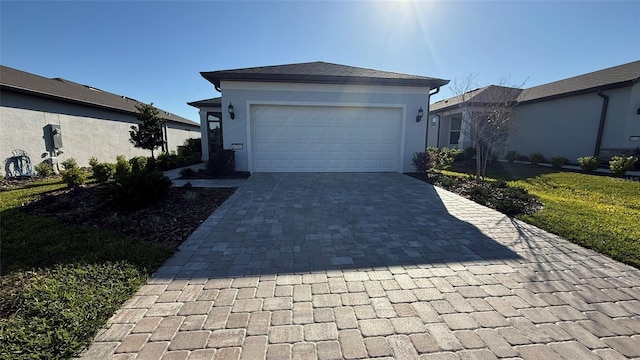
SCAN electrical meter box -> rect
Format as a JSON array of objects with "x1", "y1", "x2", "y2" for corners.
[{"x1": 43, "y1": 124, "x2": 63, "y2": 151}]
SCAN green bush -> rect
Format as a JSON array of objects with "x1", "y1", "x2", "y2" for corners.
[
  {"x1": 609, "y1": 156, "x2": 638, "y2": 177},
  {"x1": 101, "y1": 167, "x2": 172, "y2": 208},
  {"x1": 60, "y1": 158, "x2": 86, "y2": 187},
  {"x1": 427, "y1": 147, "x2": 462, "y2": 170},
  {"x1": 115, "y1": 155, "x2": 132, "y2": 181},
  {"x1": 505, "y1": 151, "x2": 518, "y2": 163},
  {"x1": 206, "y1": 150, "x2": 236, "y2": 177},
  {"x1": 93, "y1": 163, "x2": 116, "y2": 183},
  {"x1": 529, "y1": 152, "x2": 546, "y2": 165},
  {"x1": 517, "y1": 154, "x2": 530, "y2": 162},
  {"x1": 550, "y1": 156, "x2": 569, "y2": 169},
  {"x1": 60, "y1": 158, "x2": 78, "y2": 170},
  {"x1": 34, "y1": 161, "x2": 54, "y2": 178},
  {"x1": 577, "y1": 156, "x2": 599, "y2": 172},
  {"x1": 129, "y1": 156, "x2": 148, "y2": 173},
  {"x1": 411, "y1": 152, "x2": 434, "y2": 173}
]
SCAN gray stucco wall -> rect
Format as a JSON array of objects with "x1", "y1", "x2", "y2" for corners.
[
  {"x1": 217, "y1": 81, "x2": 431, "y2": 173},
  {"x1": 1, "y1": 91, "x2": 200, "y2": 170},
  {"x1": 508, "y1": 84, "x2": 638, "y2": 162}
]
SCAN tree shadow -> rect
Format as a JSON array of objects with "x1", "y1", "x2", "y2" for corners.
[{"x1": 153, "y1": 173, "x2": 523, "y2": 279}]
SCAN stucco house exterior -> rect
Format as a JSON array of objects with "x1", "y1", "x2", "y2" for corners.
[
  {"x1": 429, "y1": 60, "x2": 640, "y2": 162},
  {"x1": 188, "y1": 61, "x2": 449, "y2": 173},
  {"x1": 0, "y1": 65, "x2": 200, "y2": 173}
]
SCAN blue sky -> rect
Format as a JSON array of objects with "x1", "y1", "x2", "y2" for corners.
[{"x1": 2, "y1": 1, "x2": 639, "y2": 122}]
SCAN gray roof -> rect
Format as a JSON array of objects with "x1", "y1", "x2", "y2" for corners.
[
  {"x1": 201, "y1": 61, "x2": 449, "y2": 89},
  {"x1": 430, "y1": 85, "x2": 522, "y2": 112},
  {"x1": 187, "y1": 97, "x2": 221, "y2": 108},
  {"x1": 430, "y1": 60, "x2": 640, "y2": 112},
  {"x1": 0, "y1": 65, "x2": 198, "y2": 126},
  {"x1": 517, "y1": 60, "x2": 640, "y2": 103}
]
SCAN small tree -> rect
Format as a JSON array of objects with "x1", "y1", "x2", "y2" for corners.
[
  {"x1": 129, "y1": 103, "x2": 164, "y2": 158},
  {"x1": 451, "y1": 75, "x2": 526, "y2": 180}
]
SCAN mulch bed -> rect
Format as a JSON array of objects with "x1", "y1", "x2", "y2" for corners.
[{"x1": 20, "y1": 182, "x2": 236, "y2": 249}]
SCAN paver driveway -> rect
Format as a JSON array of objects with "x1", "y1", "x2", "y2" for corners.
[{"x1": 82, "y1": 173, "x2": 640, "y2": 359}]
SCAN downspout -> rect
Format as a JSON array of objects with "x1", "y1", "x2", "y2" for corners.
[
  {"x1": 425, "y1": 86, "x2": 441, "y2": 148},
  {"x1": 594, "y1": 90, "x2": 609, "y2": 158}
]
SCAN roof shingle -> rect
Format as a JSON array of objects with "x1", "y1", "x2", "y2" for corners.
[
  {"x1": 0, "y1": 65, "x2": 198, "y2": 126},
  {"x1": 201, "y1": 61, "x2": 449, "y2": 89}
]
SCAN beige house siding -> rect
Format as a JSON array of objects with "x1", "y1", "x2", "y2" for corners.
[
  {"x1": 1, "y1": 91, "x2": 200, "y2": 169},
  {"x1": 508, "y1": 84, "x2": 639, "y2": 161}
]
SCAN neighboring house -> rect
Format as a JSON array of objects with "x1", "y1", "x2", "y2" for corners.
[
  {"x1": 188, "y1": 61, "x2": 448, "y2": 173},
  {"x1": 0, "y1": 65, "x2": 200, "y2": 173},
  {"x1": 429, "y1": 60, "x2": 640, "y2": 162}
]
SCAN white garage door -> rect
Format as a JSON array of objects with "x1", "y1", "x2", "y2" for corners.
[{"x1": 250, "y1": 105, "x2": 402, "y2": 172}]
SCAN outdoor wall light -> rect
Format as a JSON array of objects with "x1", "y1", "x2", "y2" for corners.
[
  {"x1": 228, "y1": 103, "x2": 235, "y2": 120},
  {"x1": 416, "y1": 106, "x2": 424, "y2": 122}
]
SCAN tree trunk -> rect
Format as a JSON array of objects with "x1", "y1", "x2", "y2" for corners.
[{"x1": 475, "y1": 145, "x2": 482, "y2": 181}]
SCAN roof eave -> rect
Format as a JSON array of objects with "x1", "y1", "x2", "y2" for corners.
[
  {"x1": 1, "y1": 85, "x2": 198, "y2": 126},
  {"x1": 201, "y1": 72, "x2": 449, "y2": 89},
  {"x1": 518, "y1": 79, "x2": 637, "y2": 105}
]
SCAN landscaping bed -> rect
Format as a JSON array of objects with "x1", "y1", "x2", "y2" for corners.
[
  {"x1": 420, "y1": 162, "x2": 640, "y2": 269},
  {"x1": 0, "y1": 178, "x2": 235, "y2": 359},
  {"x1": 21, "y1": 183, "x2": 235, "y2": 249},
  {"x1": 408, "y1": 171, "x2": 542, "y2": 216}
]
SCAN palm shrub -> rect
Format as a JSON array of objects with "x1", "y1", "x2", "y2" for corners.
[
  {"x1": 577, "y1": 156, "x2": 599, "y2": 172},
  {"x1": 550, "y1": 156, "x2": 569, "y2": 169},
  {"x1": 529, "y1": 152, "x2": 546, "y2": 165},
  {"x1": 609, "y1": 156, "x2": 638, "y2": 177}
]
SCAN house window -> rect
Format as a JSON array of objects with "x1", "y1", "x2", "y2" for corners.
[
  {"x1": 207, "y1": 112, "x2": 223, "y2": 153},
  {"x1": 449, "y1": 115, "x2": 462, "y2": 145}
]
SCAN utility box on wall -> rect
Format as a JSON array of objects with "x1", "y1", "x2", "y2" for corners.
[{"x1": 43, "y1": 124, "x2": 63, "y2": 152}]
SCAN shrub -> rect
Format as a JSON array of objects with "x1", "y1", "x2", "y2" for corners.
[
  {"x1": 60, "y1": 158, "x2": 86, "y2": 187},
  {"x1": 115, "y1": 155, "x2": 132, "y2": 181},
  {"x1": 34, "y1": 161, "x2": 54, "y2": 178},
  {"x1": 92, "y1": 162, "x2": 116, "y2": 183},
  {"x1": 427, "y1": 147, "x2": 462, "y2": 170},
  {"x1": 550, "y1": 156, "x2": 569, "y2": 169},
  {"x1": 129, "y1": 156, "x2": 148, "y2": 173},
  {"x1": 180, "y1": 167, "x2": 196, "y2": 179},
  {"x1": 182, "y1": 138, "x2": 202, "y2": 156},
  {"x1": 411, "y1": 151, "x2": 434, "y2": 173},
  {"x1": 505, "y1": 151, "x2": 518, "y2": 163},
  {"x1": 609, "y1": 156, "x2": 638, "y2": 177},
  {"x1": 207, "y1": 150, "x2": 236, "y2": 177},
  {"x1": 517, "y1": 154, "x2": 530, "y2": 162},
  {"x1": 101, "y1": 167, "x2": 172, "y2": 208},
  {"x1": 529, "y1": 152, "x2": 546, "y2": 165},
  {"x1": 577, "y1": 156, "x2": 599, "y2": 172},
  {"x1": 60, "y1": 158, "x2": 78, "y2": 170}
]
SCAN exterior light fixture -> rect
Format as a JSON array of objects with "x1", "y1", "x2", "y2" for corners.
[
  {"x1": 228, "y1": 103, "x2": 235, "y2": 119},
  {"x1": 416, "y1": 106, "x2": 424, "y2": 122}
]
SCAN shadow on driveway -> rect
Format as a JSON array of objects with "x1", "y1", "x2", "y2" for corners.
[{"x1": 155, "y1": 173, "x2": 521, "y2": 279}]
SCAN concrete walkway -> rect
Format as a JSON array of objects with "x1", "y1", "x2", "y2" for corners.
[{"x1": 82, "y1": 173, "x2": 640, "y2": 359}]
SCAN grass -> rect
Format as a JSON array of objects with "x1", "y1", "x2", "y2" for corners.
[
  {"x1": 0, "y1": 178, "x2": 173, "y2": 359},
  {"x1": 445, "y1": 162, "x2": 640, "y2": 268}
]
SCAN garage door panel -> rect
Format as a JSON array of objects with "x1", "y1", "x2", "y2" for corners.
[{"x1": 251, "y1": 105, "x2": 402, "y2": 172}]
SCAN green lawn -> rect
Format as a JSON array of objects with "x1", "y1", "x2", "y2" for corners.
[
  {"x1": 0, "y1": 178, "x2": 173, "y2": 359},
  {"x1": 445, "y1": 163, "x2": 640, "y2": 268}
]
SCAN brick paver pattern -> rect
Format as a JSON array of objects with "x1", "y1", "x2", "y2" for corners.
[{"x1": 81, "y1": 173, "x2": 640, "y2": 359}]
